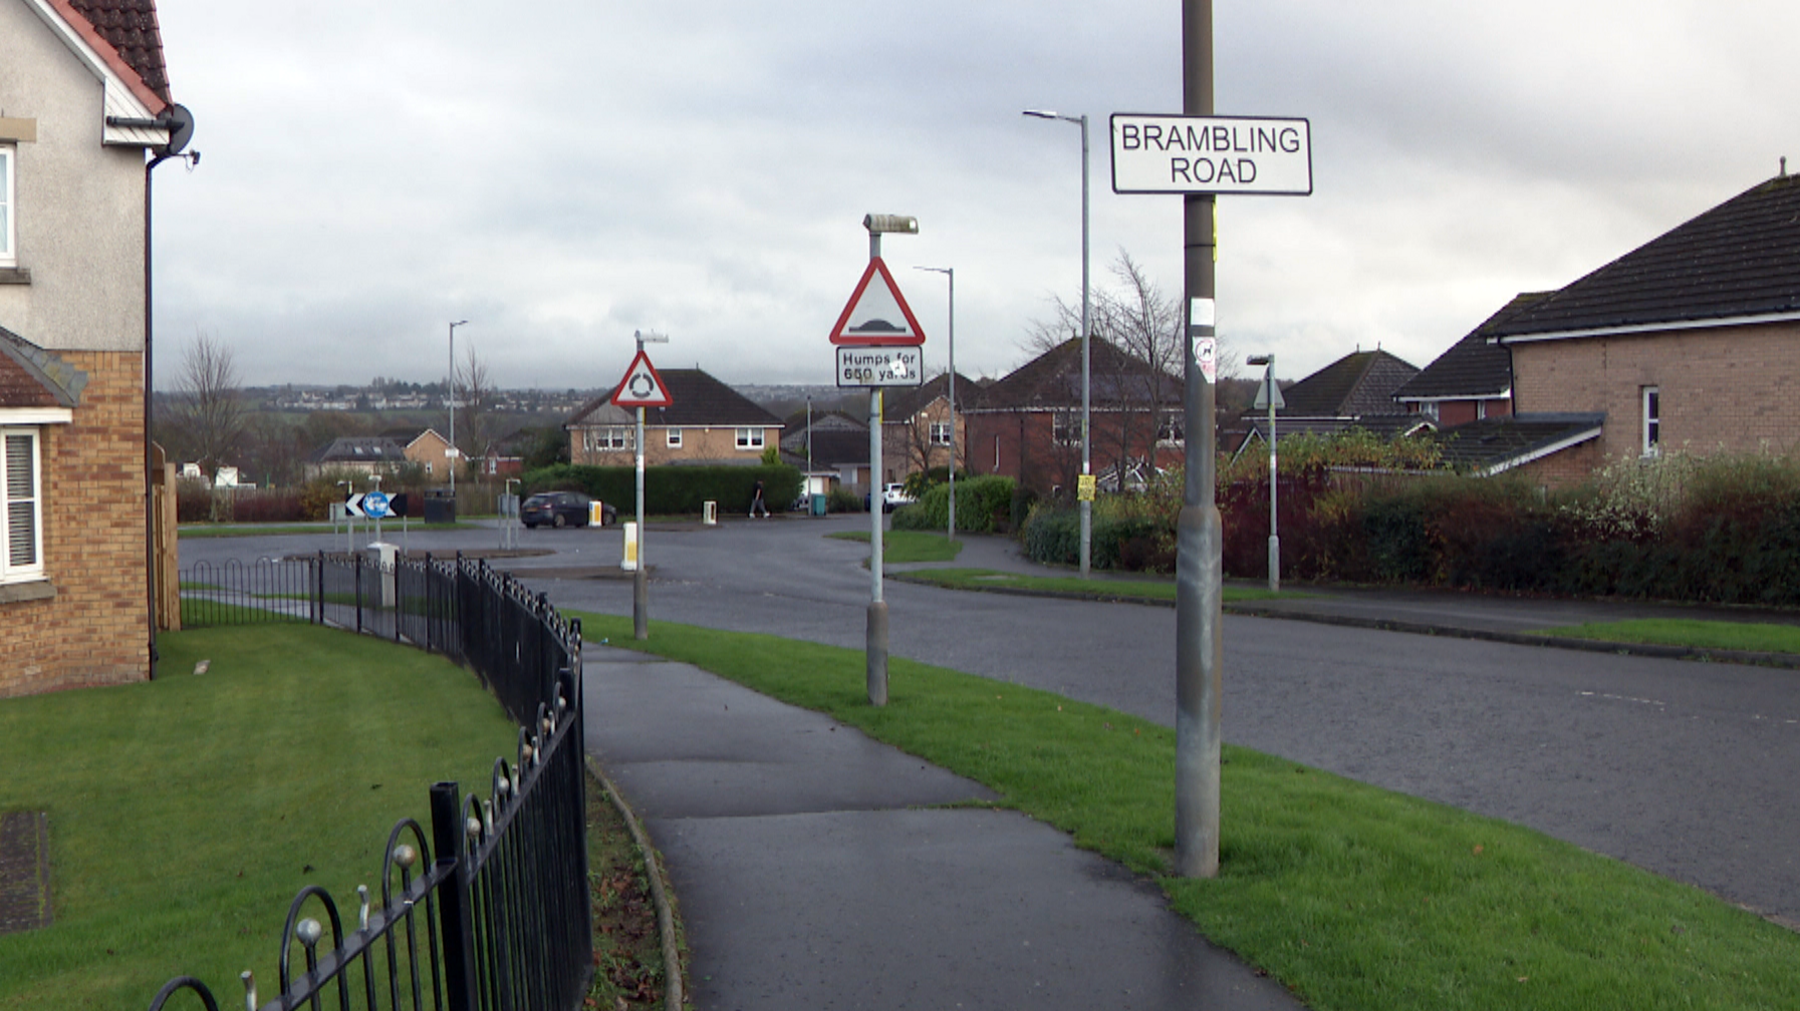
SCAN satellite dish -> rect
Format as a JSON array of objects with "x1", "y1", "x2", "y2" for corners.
[{"x1": 158, "y1": 103, "x2": 194, "y2": 156}]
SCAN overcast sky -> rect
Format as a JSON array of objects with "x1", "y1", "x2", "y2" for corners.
[{"x1": 147, "y1": 0, "x2": 1800, "y2": 392}]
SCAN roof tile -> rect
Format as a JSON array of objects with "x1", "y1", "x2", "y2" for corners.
[{"x1": 1490, "y1": 174, "x2": 1800, "y2": 338}]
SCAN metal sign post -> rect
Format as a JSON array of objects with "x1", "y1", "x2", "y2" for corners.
[
  {"x1": 833, "y1": 213, "x2": 921, "y2": 706},
  {"x1": 615, "y1": 331, "x2": 672, "y2": 640}
]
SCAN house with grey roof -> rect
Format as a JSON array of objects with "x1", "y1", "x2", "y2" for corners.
[
  {"x1": 1481, "y1": 171, "x2": 1800, "y2": 483},
  {"x1": 566, "y1": 368, "x2": 783, "y2": 466},
  {"x1": 306, "y1": 436, "x2": 411, "y2": 478},
  {"x1": 1233, "y1": 349, "x2": 1432, "y2": 458},
  {"x1": 780, "y1": 408, "x2": 870, "y2": 498}
]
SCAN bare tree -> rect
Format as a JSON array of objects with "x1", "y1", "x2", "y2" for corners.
[
  {"x1": 1021, "y1": 251, "x2": 1237, "y2": 486},
  {"x1": 173, "y1": 331, "x2": 246, "y2": 485},
  {"x1": 455, "y1": 343, "x2": 494, "y2": 477}
]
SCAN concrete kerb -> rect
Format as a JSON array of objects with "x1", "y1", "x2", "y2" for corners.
[
  {"x1": 584, "y1": 755, "x2": 685, "y2": 1009},
  {"x1": 1218, "y1": 602, "x2": 1800, "y2": 670}
]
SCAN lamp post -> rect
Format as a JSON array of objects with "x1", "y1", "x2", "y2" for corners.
[
  {"x1": 1248, "y1": 354, "x2": 1279, "y2": 592},
  {"x1": 447, "y1": 320, "x2": 468, "y2": 494},
  {"x1": 1022, "y1": 109, "x2": 1091, "y2": 577},
  {"x1": 915, "y1": 265, "x2": 957, "y2": 541}
]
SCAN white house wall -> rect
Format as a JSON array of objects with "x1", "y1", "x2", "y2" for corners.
[{"x1": 0, "y1": 0, "x2": 148, "y2": 354}]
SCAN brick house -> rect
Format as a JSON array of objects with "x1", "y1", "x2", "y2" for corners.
[
  {"x1": 0, "y1": 0, "x2": 187, "y2": 697},
  {"x1": 962, "y1": 338, "x2": 1182, "y2": 496},
  {"x1": 880, "y1": 371, "x2": 974, "y2": 484},
  {"x1": 383, "y1": 427, "x2": 451, "y2": 479},
  {"x1": 1486, "y1": 173, "x2": 1800, "y2": 472},
  {"x1": 566, "y1": 368, "x2": 783, "y2": 466}
]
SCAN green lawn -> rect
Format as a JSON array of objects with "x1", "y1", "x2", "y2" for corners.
[
  {"x1": 0, "y1": 625, "x2": 520, "y2": 1009},
  {"x1": 827, "y1": 529, "x2": 965, "y2": 563},
  {"x1": 893, "y1": 566, "x2": 1293, "y2": 604},
  {"x1": 1538, "y1": 618, "x2": 1800, "y2": 654},
  {"x1": 573, "y1": 611, "x2": 1800, "y2": 1011}
]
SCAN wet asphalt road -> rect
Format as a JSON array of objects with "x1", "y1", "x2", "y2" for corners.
[{"x1": 187, "y1": 518, "x2": 1800, "y2": 924}]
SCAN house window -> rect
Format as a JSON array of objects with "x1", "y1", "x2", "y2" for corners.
[
  {"x1": 1052, "y1": 412, "x2": 1078, "y2": 446},
  {"x1": 929, "y1": 421, "x2": 952, "y2": 446},
  {"x1": 736, "y1": 427, "x2": 764, "y2": 450},
  {"x1": 666, "y1": 428, "x2": 683, "y2": 449},
  {"x1": 0, "y1": 147, "x2": 13, "y2": 267},
  {"x1": 1641, "y1": 386, "x2": 1660, "y2": 456},
  {"x1": 583, "y1": 427, "x2": 632, "y2": 452},
  {"x1": 1156, "y1": 415, "x2": 1184, "y2": 445},
  {"x1": 1, "y1": 429, "x2": 43, "y2": 582}
]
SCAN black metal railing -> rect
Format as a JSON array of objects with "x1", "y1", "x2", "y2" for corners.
[{"x1": 152, "y1": 553, "x2": 592, "y2": 1011}]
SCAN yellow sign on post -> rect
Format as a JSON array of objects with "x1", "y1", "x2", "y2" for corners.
[{"x1": 1077, "y1": 474, "x2": 1097, "y2": 502}]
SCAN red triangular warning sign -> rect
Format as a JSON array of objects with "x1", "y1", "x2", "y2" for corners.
[
  {"x1": 611, "y1": 350, "x2": 674, "y2": 408},
  {"x1": 828, "y1": 257, "x2": 927, "y2": 347}
]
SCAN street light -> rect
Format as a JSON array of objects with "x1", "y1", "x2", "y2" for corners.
[
  {"x1": 915, "y1": 265, "x2": 957, "y2": 541},
  {"x1": 1247, "y1": 354, "x2": 1279, "y2": 592},
  {"x1": 1022, "y1": 108, "x2": 1091, "y2": 577},
  {"x1": 448, "y1": 320, "x2": 468, "y2": 493}
]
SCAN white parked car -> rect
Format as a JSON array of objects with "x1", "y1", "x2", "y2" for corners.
[{"x1": 882, "y1": 483, "x2": 916, "y2": 511}]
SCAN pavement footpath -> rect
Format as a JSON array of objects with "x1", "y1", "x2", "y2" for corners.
[
  {"x1": 584, "y1": 647, "x2": 1304, "y2": 1011},
  {"x1": 579, "y1": 528, "x2": 1800, "y2": 1008}
]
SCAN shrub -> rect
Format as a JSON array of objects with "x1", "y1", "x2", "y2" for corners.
[{"x1": 892, "y1": 474, "x2": 1015, "y2": 534}]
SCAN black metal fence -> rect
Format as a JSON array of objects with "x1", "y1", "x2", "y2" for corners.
[{"x1": 150, "y1": 553, "x2": 592, "y2": 1011}]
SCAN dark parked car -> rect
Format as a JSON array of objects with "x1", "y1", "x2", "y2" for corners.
[{"x1": 521, "y1": 491, "x2": 616, "y2": 528}]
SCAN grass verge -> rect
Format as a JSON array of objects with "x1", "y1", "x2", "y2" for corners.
[
  {"x1": 0, "y1": 624, "x2": 520, "y2": 1009},
  {"x1": 571, "y1": 610, "x2": 1800, "y2": 1011},
  {"x1": 1538, "y1": 618, "x2": 1800, "y2": 654},
  {"x1": 178, "y1": 522, "x2": 480, "y2": 538},
  {"x1": 893, "y1": 566, "x2": 1292, "y2": 604},
  {"x1": 584, "y1": 773, "x2": 671, "y2": 1008},
  {"x1": 826, "y1": 529, "x2": 965, "y2": 563}
]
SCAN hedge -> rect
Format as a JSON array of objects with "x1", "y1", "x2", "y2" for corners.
[
  {"x1": 521, "y1": 463, "x2": 801, "y2": 516},
  {"x1": 1017, "y1": 449, "x2": 1800, "y2": 605}
]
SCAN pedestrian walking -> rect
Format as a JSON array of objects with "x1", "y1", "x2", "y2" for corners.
[{"x1": 750, "y1": 479, "x2": 769, "y2": 518}]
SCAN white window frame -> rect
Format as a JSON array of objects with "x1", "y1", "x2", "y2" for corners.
[
  {"x1": 736, "y1": 427, "x2": 765, "y2": 450},
  {"x1": 583, "y1": 426, "x2": 633, "y2": 453},
  {"x1": 1052, "y1": 412, "x2": 1078, "y2": 446},
  {"x1": 929, "y1": 421, "x2": 952, "y2": 446},
  {"x1": 0, "y1": 146, "x2": 13, "y2": 267},
  {"x1": 1641, "y1": 385, "x2": 1660, "y2": 457},
  {"x1": 1156, "y1": 414, "x2": 1184, "y2": 446},
  {"x1": 1, "y1": 427, "x2": 44, "y2": 583},
  {"x1": 666, "y1": 428, "x2": 683, "y2": 449}
]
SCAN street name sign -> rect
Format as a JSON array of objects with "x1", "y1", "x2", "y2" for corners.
[
  {"x1": 611, "y1": 349, "x2": 674, "y2": 408},
  {"x1": 836, "y1": 345, "x2": 924, "y2": 389},
  {"x1": 828, "y1": 257, "x2": 927, "y2": 347},
  {"x1": 1111, "y1": 114, "x2": 1312, "y2": 195}
]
